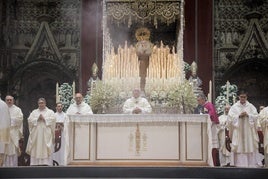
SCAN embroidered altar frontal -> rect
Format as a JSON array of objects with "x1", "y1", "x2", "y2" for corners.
[{"x1": 67, "y1": 114, "x2": 213, "y2": 166}]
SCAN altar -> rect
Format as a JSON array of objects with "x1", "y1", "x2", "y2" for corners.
[{"x1": 67, "y1": 114, "x2": 213, "y2": 166}]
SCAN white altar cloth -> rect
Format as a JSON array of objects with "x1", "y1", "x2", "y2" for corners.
[{"x1": 67, "y1": 114, "x2": 213, "y2": 166}]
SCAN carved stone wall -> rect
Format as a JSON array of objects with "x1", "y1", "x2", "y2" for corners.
[
  {"x1": 0, "y1": 0, "x2": 81, "y2": 110},
  {"x1": 214, "y1": 0, "x2": 268, "y2": 107}
]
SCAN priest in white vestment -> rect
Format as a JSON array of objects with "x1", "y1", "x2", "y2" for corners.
[
  {"x1": 66, "y1": 93, "x2": 93, "y2": 115},
  {"x1": 65, "y1": 93, "x2": 93, "y2": 164},
  {"x1": 4, "y1": 95, "x2": 23, "y2": 167},
  {"x1": 258, "y1": 106, "x2": 268, "y2": 168},
  {"x1": 26, "y1": 98, "x2": 56, "y2": 166},
  {"x1": 0, "y1": 98, "x2": 11, "y2": 166},
  {"x1": 53, "y1": 102, "x2": 68, "y2": 166},
  {"x1": 227, "y1": 90, "x2": 259, "y2": 167},
  {"x1": 123, "y1": 88, "x2": 152, "y2": 114},
  {"x1": 218, "y1": 105, "x2": 233, "y2": 166}
]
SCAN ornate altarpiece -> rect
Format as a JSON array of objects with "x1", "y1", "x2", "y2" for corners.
[{"x1": 101, "y1": 0, "x2": 185, "y2": 97}]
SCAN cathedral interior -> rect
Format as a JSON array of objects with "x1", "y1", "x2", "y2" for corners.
[{"x1": 1, "y1": 0, "x2": 268, "y2": 150}]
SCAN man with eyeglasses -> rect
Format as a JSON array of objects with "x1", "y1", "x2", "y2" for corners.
[
  {"x1": 26, "y1": 98, "x2": 56, "y2": 166},
  {"x1": 228, "y1": 90, "x2": 260, "y2": 167}
]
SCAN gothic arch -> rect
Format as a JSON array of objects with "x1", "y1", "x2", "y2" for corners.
[
  {"x1": 10, "y1": 59, "x2": 75, "y2": 116},
  {"x1": 221, "y1": 58, "x2": 268, "y2": 107}
]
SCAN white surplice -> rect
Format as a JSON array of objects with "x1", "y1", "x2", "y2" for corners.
[
  {"x1": 53, "y1": 111, "x2": 68, "y2": 166},
  {"x1": 26, "y1": 107, "x2": 56, "y2": 166},
  {"x1": 218, "y1": 113, "x2": 233, "y2": 166}
]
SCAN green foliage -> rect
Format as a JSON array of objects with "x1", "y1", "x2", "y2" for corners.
[
  {"x1": 215, "y1": 82, "x2": 238, "y2": 115},
  {"x1": 167, "y1": 80, "x2": 197, "y2": 113},
  {"x1": 58, "y1": 83, "x2": 74, "y2": 112},
  {"x1": 89, "y1": 81, "x2": 117, "y2": 113},
  {"x1": 184, "y1": 62, "x2": 191, "y2": 73}
]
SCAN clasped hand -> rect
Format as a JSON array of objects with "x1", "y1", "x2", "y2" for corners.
[
  {"x1": 239, "y1": 111, "x2": 248, "y2": 118},
  {"x1": 38, "y1": 114, "x2": 45, "y2": 122},
  {"x1": 133, "y1": 107, "x2": 142, "y2": 114}
]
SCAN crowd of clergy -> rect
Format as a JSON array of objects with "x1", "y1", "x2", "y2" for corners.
[{"x1": 0, "y1": 88, "x2": 268, "y2": 168}]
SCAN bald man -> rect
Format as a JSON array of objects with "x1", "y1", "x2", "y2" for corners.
[
  {"x1": 66, "y1": 93, "x2": 93, "y2": 115},
  {"x1": 123, "y1": 88, "x2": 152, "y2": 114}
]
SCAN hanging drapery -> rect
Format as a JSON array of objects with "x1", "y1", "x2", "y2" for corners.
[
  {"x1": 102, "y1": 0, "x2": 184, "y2": 63},
  {"x1": 105, "y1": 0, "x2": 182, "y2": 28}
]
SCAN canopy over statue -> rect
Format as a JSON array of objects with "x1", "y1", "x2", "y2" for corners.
[{"x1": 87, "y1": 1, "x2": 198, "y2": 114}]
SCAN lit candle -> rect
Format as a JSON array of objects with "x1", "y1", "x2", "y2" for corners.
[
  {"x1": 208, "y1": 80, "x2": 212, "y2": 102},
  {"x1": 72, "y1": 81, "x2": 75, "y2": 98},
  {"x1": 56, "y1": 82, "x2": 59, "y2": 102},
  {"x1": 226, "y1": 81, "x2": 230, "y2": 104},
  {"x1": 233, "y1": 95, "x2": 236, "y2": 105}
]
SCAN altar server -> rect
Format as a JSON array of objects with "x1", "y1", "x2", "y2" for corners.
[
  {"x1": 218, "y1": 105, "x2": 233, "y2": 166},
  {"x1": 53, "y1": 102, "x2": 68, "y2": 166}
]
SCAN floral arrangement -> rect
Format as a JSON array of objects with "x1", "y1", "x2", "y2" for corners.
[
  {"x1": 88, "y1": 79, "x2": 197, "y2": 114},
  {"x1": 166, "y1": 80, "x2": 197, "y2": 113},
  {"x1": 89, "y1": 81, "x2": 117, "y2": 113},
  {"x1": 148, "y1": 89, "x2": 168, "y2": 106},
  {"x1": 58, "y1": 83, "x2": 74, "y2": 112},
  {"x1": 215, "y1": 82, "x2": 238, "y2": 115}
]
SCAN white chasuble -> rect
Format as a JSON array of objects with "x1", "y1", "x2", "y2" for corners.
[
  {"x1": 4, "y1": 105, "x2": 23, "y2": 166},
  {"x1": 228, "y1": 101, "x2": 259, "y2": 153},
  {"x1": 123, "y1": 97, "x2": 152, "y2": 114},
  {"x1": 26, "y1": 107, "x2": 56, "y2": 166}
]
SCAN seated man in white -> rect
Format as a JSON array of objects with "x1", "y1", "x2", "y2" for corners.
[{"x1": 123, "y1": 88, "x2": 152, "y2": 114}]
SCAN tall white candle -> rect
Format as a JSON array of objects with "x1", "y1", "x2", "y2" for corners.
[
  {"x1": 208, "y1": 80, "x2": 212, "y2": 102},
  {"x1": 233, "y1": 95, "x2": 236, "y2": 105},
  {"x1": 56, "y1": 82, "x2": 59, "y2": 102},
  {"x1": 226, "y1": 81, "x2": 230, "y2": 104},
  {"x1": 72, "y1": 81, "x2": 75, "y2": 98}
]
